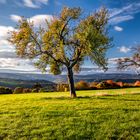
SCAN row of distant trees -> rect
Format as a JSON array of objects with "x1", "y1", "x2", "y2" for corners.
[
  {"x1": 58, "y1": 80, "x2": 140, "y2": 91},
  {"x1": 0, "y1": 83, "x2": 55, "y2": 94},
  {"x1": 75, "y1": 80, "x2": 140, "y2": 90},
  {"x1": 0, "y1": 80, "x2": 140, "y2": 94}
]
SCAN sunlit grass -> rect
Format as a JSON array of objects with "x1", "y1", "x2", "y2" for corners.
[{"x1": 0, "y1": 88, "x2": 140, "y2": 139}]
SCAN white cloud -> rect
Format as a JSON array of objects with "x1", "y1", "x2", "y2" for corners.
[
  {"x1": 0, "y1": 26, "x2": 15, "y2": 39},
  {"x1": 109, "y1": 2, "x2": 140, "y2": 24},
  {"x1": 109, "y1": 5, "x2": 133, "y2": 18},
  {"x1": 0, "y1": 58, "x2": 37, "y2": 72},
  {"x1": 23, "y1": 0, "x2": 38, "y2": 8},
  {"x1": 114, "y1": 26, "x2": 123, "y2": 32},
  {"x1": 0, "y1": 25, "x2": 16, "y2": 52},
  {"x1": 10, "y1": 15, "x2": 22, "y2": 22},
  {"x1": 10, "y1": 14, "x2": 53, "y2": 28},
  {"x1": 0, "y1": 51, "x2": 16, "y2": 58},
  {"x1": 108, "y1": 58, "x2": 118, "y2": 65},
  {"x1": 0, "y1": 39, "x2": 10, "y2": 46},
  {"x1": 29, "y1": 15, "x2": 53, "y2": 27},
  {"x1": 23, "y1": 0, "x2": 48, "y2": 8},
  {"x1": 0, "y1": 58, "x2": 18, "y2": 68},
  {"x1": 110, "y1": 15, "x2": 134, "y2": 24},
  {"x1": 119, "y1": 46, "x2": 131, "y2": 53},
  {"x1": 79, "y1": 57, "x2": 133, "y2": 74}
]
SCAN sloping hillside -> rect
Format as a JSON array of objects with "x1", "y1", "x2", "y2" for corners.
[
  {"x1": 0, "y1": 78, "x2": 55, "y2": 88},
  {"x1": 0, "y1": 73, "x2": 140, "y2": 87}
]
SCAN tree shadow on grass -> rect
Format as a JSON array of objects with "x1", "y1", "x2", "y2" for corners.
[
  {"x1": 97, "y1": 94, "x2": 140, "y2": 102},
  {"x1": 41, "y1": 96, "x2": 73, "y2": 100},
  {"x1": 40, "y1": 93, "x2": 140, "y2": 101},
  {"x1": 41, "y1": 96, "x2": 93, "y2": 101},
  {"x1": 121, "y1": 108, "x2": 140, "y2": 112}
]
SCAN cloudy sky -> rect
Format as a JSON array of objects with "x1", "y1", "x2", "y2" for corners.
[{"x1": 0, "y1": 0, "x2": 140, "y2": 73}]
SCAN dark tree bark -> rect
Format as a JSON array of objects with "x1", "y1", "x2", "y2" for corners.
[{"x1": 67, "y1": 68, "x2": 77, "y2": 98}]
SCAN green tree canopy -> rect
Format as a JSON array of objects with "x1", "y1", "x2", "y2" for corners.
[{"x1": 9, "y1": 7, "x2": 112, "y2": 97}]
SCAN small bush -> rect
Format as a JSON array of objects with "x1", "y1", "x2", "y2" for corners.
[
  {"x1": 134, "y1": 81, "x2": 140, "y2": 87},
  {"x1": 116, "y1": 82, "x2": 123, "y2": 87},
  {"x1": 89, "y1": 82, "x2": 98, "y2": 89},
  {"x1": 13, "y1": 87, "x2": 24, "y2": 94},
  {"x1": 32, "y1": 83, "x2": 42, "y2": 89},
  {"x1": 106, "y1": 80, "x2": 120, "y2": 89},
  {"x1": 39, "y1": 88, "x2": 47, "y2": 93},
  {"x1": 0, "y1": 86, "x2": 13, "y2": 94},
  {"x1": 123, "y1": 83, "x2": 133, "y2": 88},
  {"x1": 32, "y1": 88, "x2": 39, "y2": 93},
  {"x1": 96, "y1": 81, "x2": 111, "y2": 89},
  {"x1": 57, "y1": 84, "x2": 69, "y2": 92},
  {"x1": 32, "y1": 83, "x2": 42, "y2": 93},
  {"x1": 106, "y1": 80, "x2": 114, "y2": 85},
  {"x1": 23, "y1": 88, "x2": 32, "y2": 93},
  {"x1": 75, "y1": 81, "x2": 89, "y2": 90},
  {"x1": 96, "y1": 81, "x2": 120, "y2": 89}
]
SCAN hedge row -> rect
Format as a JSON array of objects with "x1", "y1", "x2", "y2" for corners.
[
  {"x1": 75, "y1": 80, "x2": 140, "y2": 90},
  {"x1": 0, "y1": 86, "x2": 12, "y2": 94},
  {"x1": 55, "y1": 80, "x2": 140, "y2": 92},
  {"x1": 0, "y1": 80, "x2": 140, "y2": 94},
  {"x1": 0, "y1": 87, "x2": 52, "y2": 94}
]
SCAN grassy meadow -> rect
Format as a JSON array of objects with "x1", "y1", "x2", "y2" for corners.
[{"x1": 0, "y1": 88, "x2": 140, "y2": 139}]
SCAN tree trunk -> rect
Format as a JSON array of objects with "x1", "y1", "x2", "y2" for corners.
[{"x1": 67, "y1": 68, "x2": 77, "y2": 98}]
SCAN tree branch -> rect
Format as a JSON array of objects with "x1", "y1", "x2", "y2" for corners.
[{"x1": 30, "y1": 32, "x2": 67, "y2": 65}]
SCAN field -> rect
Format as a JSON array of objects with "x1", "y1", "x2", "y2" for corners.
[{"x1": 0, "y1": 88, "x2": 140, "y2": 139}]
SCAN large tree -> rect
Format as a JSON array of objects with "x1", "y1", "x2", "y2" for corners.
[
  {"x1": 9, "y1": 7, "x2": 111, "y2": 97},
  {"x1": 117, "y1": 45, "x2": 140, "y2": 74}
]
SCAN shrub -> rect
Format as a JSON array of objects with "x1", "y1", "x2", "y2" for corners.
[
  {"x1": 0, "y1": 86, "x2": 13, "y2": 94},
  {"x1": 97, "y1": 81, "x2": 121, "y2": 89},
  {"x1": 96, "y1": 81, "x2": 111, "y2": 89},
  {"x1": 123, "y1": 83, "x2": 133, "y2": 88},
  {"x1": 39, "y1": 88, "x2": 47, "y2": 93},
  {"x1": 57, "y1": 84, "x2": 69, "y2": 92},
  {"x1": 106, "y1": 80, "x2": 121, "y2": 89},
  {"x1": 23, "y1": 88, "x2": 32, "y2": 93},
  {"x1": 116, "y1": 82, "x2": 123, "y2": 87},
  {"x1": 106, "y1": 80, "x2": 114, "y2": 85},
  {"x1": 32, "y1": 83, "x2": 42, "y2": 89},
  {"x1": 32, "y1": 88, "x2": 39, "y2": 93},
  {"x1": 13, "y1": 87, "x2": 24, "y2": 94},
  {"x1": 32, "y1": 83, "x2": 42, "y2": 93},
  {"x1": 75, "y1": 81, "x2": 89, "y2": 90},
  {"x1": 89, "y1": 82, "x2": 98, "y2": 89},
  {"x1": 134, "y1": 81, "x2": 140, "y2": 87}
]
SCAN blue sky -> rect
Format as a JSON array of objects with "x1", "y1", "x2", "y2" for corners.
[{"x1": 0, "y1": 0, "x2": 140, "y2": 73}]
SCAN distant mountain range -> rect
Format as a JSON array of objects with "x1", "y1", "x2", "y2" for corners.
[
  {"x1": 75, "y1": 73, "x2": 140, "y2": 83},
  {"x1": 0, "y1": 72, "x2": 140, "y2": 88}
]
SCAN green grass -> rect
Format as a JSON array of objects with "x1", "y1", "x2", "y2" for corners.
[{"x1": 0, "y1": 88, "x2": 140, "y2": 139}]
